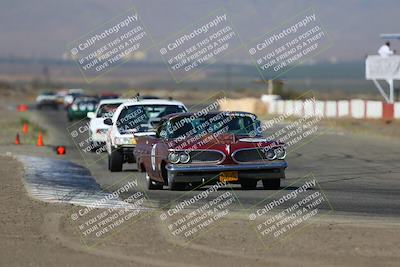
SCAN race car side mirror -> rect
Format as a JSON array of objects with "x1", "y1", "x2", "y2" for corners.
[{"x1": 103, "y1": 118, "x2": 113, "y2": 125}]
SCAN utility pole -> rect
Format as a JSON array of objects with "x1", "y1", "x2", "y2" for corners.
[
  {"x1": 43, "y1": 65, "x2": 50, "y2": 85},
  {"x1": 252, "y1": 79, "x2": 282, "y2": 95}
]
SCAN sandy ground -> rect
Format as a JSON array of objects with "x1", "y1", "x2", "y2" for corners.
[{"x1": 0, "y1": 154, "x2": 399, "y2": 267}]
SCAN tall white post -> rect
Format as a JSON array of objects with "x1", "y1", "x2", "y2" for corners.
[{"x1": 388, "y1": 79, "x2": 394, "y2": 103}]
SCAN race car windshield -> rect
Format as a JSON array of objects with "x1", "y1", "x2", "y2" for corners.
[
  {"x1": 75, "y1": 100, "x2": 98, "y2": 111},
  {"x1": 117, "y1": 104, "x2": 186, "y2": 133},
  {"x1": 166, "y1": 114, "x2": 259, "y2": 139},
  {"x1": 96, "y1": 103, "x2": 122, "y2": 118},
  {"x1": 40, "y1": 92, "x2": 55, "y2": 96}
]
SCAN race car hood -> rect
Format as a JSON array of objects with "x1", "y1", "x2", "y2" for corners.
[
  {"x1": 168, "y1": 133, "x2": 283, "y2": 150},
  {"x1": 89, "y1": 117, "x2": 109, "y2": 131}
]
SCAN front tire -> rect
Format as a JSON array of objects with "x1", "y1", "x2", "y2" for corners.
[
  {"x1": 109, "y1": 148, "x2": 123, "y2": 172},
  {"x1": 146, "y1": 173, "x2": 163, "y2": 190},
  {"x1": 262, "y1": 179, "x2": 280, "y2": 190},
  {"x1": 89, "y1": 141, "x2": 97, "y2": 152}
]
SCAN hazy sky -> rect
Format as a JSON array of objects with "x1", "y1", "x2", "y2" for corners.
[{"x1": 1, "y1": 0, "x2": 399, "y2": 62}]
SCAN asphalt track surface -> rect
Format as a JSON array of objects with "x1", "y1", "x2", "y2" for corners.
[{"x1": 37, "y1": 109, "x2": 400, "y2": 218}]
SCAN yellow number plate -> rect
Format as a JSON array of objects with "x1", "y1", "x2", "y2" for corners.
[
  {"x1": 219, "y1": 171, "x2": 239, "y2": 182},
  {"x1": 130, "y1": 138, "x2": 137, "y2": 145}
]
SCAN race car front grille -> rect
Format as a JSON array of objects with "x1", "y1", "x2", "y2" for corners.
[
  {"x1": 232, "y1": 148, "x2": 267, "y2": 163},
  {"x1": 189, "y1": 150, "x2": 225, "y2": 164}
]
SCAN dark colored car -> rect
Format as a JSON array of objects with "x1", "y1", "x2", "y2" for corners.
[
  {"x1": 67, "y1": 97, "x2": 99, "y2": 121},
  {"x1": 135, "y1": 111, "x2": 287, "y2": 190}
]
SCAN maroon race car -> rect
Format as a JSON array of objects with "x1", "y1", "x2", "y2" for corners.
[{"x1": 134, "y1": 111, "x2": 287, "y2": 190}]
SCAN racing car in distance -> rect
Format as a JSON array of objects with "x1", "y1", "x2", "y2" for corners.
[
  {"x1": 67, "y1": 96, "x2": 98, "y2": 121},
  {"x1": 36, "y1": 91, "x2": 59, "y2": 110},
  {"x1": 134, "y1": 111, "x2": 287, "y2": 190},
  {"x1": 105, "y1": 99, "x2": 187, "y2": 172},
  {"x1": 63, "y1": 89, "x2": 85, "y2": 109}
]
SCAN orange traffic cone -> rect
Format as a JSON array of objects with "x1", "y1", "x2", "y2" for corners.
[
  {"x1": 15, "y1": 133, "x2": 20, "y2": 145},
  {"x1": 36, "y1": 131, "x2": 44, "y2": 146},
  {"x1": 17, "y1": 104, "x2": 28, "y2": 112},
  {"x1": 22, "y1": 123, "x2": 28, "y2": 134}
]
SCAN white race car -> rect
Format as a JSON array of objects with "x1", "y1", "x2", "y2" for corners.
[
  {"x1": 104, "y1": 99, "x2": 187, "y2": 172},
  {"x1": 87, "y1": 99, "x2": 129, "y2": 149},
  {"x1": 36, "y1": 91, "x2": 59, "y2": 110}
]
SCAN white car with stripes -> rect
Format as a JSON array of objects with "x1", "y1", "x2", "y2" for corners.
[{"x1": 104, "y1": 99, "x2": 187, "y2": 172}]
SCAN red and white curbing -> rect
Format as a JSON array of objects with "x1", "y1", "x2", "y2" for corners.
[{"x1": 263, "y1": 96, "x2": 400, "y2": 120}]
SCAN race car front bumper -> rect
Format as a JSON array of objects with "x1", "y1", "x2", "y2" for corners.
[
  {"x1": 166, "y1": 161, "x2": 287, "y2": 183},
  {"x1": 91, "y1": 132, "x2": 107, "y2": 143}
]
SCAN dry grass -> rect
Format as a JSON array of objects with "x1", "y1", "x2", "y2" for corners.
[
  {"x1": 321, "y1": 117, "x2": 400, "y2": 140},
  {"x1": 0, "y1": 110, "x2": 47, "y2": 145},
  {"x1": 258, "y1": 112, "x2": 400, "y2": 140}
]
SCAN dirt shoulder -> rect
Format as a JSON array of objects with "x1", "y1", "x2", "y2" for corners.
[
  {"x1": 260, "y1": 113, "x2": 400, "y2": 141},
  {"x1": 0, "y1": 155, "x2": 133, "y2": 267},
  {"x1": 1, "y1": 154, "x2": 399, "y2": 267},
  {"x1": 320, "y1": 117, "x2": 400, "y2": 141}
]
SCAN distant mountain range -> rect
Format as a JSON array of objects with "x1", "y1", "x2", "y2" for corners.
[{"x1": 0, "y1": 57, "x2": 380, "y2": 96}]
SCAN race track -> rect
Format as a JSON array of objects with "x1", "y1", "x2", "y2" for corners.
[{"x1": 37, "y1": 109, "x2": 400, "y2": 218}]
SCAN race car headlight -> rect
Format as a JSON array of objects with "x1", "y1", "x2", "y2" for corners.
[
  {"x1": 114, "y1": 137, "x2": 132, "y2": 145},
  {"x1": 275, "y1": 147, "x2": 286, "y2": 159},
  {"x1": 265, "y1": 148, "x2": 276, "y2": 160},
  {"x1": 179, "y1": 152, "x2": 190, "y2": 164},
  {"x1": 87, "y1": 104, "x2": 94, "y2": 110},
  {"x1": 168, "y1": 152, "x2": 180, "y2": 164}
]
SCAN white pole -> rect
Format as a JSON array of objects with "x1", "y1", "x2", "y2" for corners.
[
  {"x1": 388, "y1": 79, "x2": 394, "y2": 103},
  {"x1": 373, "y1": 79, "x2": 390, "y2": 102}
]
